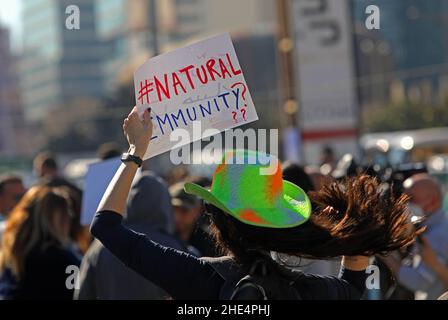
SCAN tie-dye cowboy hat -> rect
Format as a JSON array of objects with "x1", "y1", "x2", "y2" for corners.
[{"x1": 184, "y1": 150, "x2": 311, "y2": 228}]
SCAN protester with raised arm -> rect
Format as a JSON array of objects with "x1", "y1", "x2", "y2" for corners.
[{"x1": 90, "y1": 107, "x2": 420, "y2": 300}]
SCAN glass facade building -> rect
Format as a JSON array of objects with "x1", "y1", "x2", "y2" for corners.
[
  {"x1": 352, "y1": 0, "x2": 448, "y2": 93},
  {"x1": 20, "y1": 0, "x2": 104, "y2": 121}
]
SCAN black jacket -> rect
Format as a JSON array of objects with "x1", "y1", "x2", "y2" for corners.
[{"x1": 0, "y1": 244, "x2": 80, "y2": 300}]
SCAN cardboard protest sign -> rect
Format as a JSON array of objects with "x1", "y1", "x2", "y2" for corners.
[
  {"x1": 134, "y1": 33, "x2": 258, "y2": 159},
  {"x1": 80, "y1": 158, "x2": 121, "y2": 225}
]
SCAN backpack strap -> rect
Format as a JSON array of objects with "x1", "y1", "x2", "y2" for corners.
[
  {"x1": 239, "y1": 259, "x2": 303, "y2": 300},
  {"x1": 230, "y1": 275, "x2": 268, "y2": 300},
  {"x1": 201, "y1": 256, "x2": 303, "y2": 300}
]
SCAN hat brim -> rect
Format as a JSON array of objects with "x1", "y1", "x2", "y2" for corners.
[
  {"x1": 184, "y1": 180, "x2": 311, "y2": 228},
  {"x1": 184, "y1": 182, "x2": 233, "y2": 215}
]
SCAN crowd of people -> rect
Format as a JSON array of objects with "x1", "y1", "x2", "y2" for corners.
[{"x1": 0, "y1": 107, "x2": 447, "y2": 300}]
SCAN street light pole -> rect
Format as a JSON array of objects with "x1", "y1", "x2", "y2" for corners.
[
  {"x1": 276, "y1": 0, "x2": 298, "y2": 125},
  {"x1": 149, "y1": 0, "x2": 159, "y2": 56},
  {"x1": 276, "y1": 0, "x2": 302, "y2": 162}
]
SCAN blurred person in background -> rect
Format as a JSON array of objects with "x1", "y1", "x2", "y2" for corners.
[
  {"x1": 320, "y1": 146, "x2": 336, "y2": 174},
  {"x1": 0, "y1": 186, "x2": 80, "y2": 300},
  {"x1": 75, "y1": 171, "x2": 187, "y2": 300},
  {"x1": 33, "y1": 152, "x2": 88, "y2": 254},
  {"x1": 282, "y1": 162, "x2": 315, "y2": 193},
  {"x1": 419, "y1": 236, "x2": 448, "y2": 291},
  {"x1": 165, "y1": 166, "x2": 189, "y2": 186},
  {"x1": 170, "y1": 181, "x2": 217, "y2": 257},
  {"x1": 0, "y1": 175, "x2": 26, "y2": 240},
  {"x1": 0, "y1": 175, "x2": 26, "y2": 221},
  {"x1": 380, "y1": 173, "x2": 448, "y2": 299},
  {"x1": 34, "y1": 152, "x2": 82, "y2": 195},
  {"x1": 305, "y1": 166, "x2": 333, "y2": 191},
  {"x1": 331, "y1": 154, "x2": 360, "y2": 181}
]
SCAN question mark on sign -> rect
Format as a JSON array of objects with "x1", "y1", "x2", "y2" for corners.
[
  {"x1": 231, "y1": 82, "x2": 248, "y2": 110},
  {"x1": 241, "y1": 108, "x2": 247, "y2": 121},
  {"x1": 232, "y1": 111, "x2": 238, "y2": 123}
]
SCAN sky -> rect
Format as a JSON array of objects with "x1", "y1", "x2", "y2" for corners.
[{"x1": 0, "y1": 0, "x2": 22, "y2": 51}]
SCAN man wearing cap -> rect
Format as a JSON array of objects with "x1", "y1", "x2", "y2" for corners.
[{"x1": 170, "y1": 182, "x2": 217, "y2": 257}]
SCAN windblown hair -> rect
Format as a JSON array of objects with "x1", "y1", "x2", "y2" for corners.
[
  {"x1": 209, "y1": 175, "x2": 422, "y2": 264},
  {"x1": 0, "y1": 186, "x2": 72, "y2": 279}
]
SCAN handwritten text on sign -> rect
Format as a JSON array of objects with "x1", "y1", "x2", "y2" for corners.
[{"x1": 133, "y1": 33, "x2": 258, "y2": 159}]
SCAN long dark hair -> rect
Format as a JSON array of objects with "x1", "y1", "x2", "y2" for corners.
[
  {"x1": 208, "y1": 175, "x2": 422, "y2": 264},
  {"x1": 0, "y1": 186, "x2": 72, "y2": 279}
]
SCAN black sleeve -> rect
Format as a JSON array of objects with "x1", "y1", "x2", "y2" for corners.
[
  {"x1": 297, "y1": 267, "x2": 367, "y2": 300},
  {"x1": 90, "y1": 210, "x2": 224, "y2": 299}
]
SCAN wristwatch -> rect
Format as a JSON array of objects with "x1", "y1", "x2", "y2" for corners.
[{"x1": 121, "y1": 153, "x2": 143, "y2": 167}]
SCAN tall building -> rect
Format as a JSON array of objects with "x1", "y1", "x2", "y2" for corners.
[
  {"x1": 352, "y1": 24, "x2": 394, "y2": 108},
  {"x1": 0, "y1": 25, "x2": 28, "y2": 157},
  {"x1": 234, "y1": 33, "x2": 281, "y2": 130},
  {"x1": 96, "y1": 0, "x2": 277, "y2": 92},
  {"x1": 19, "y1": 0, "x2": 104, "y2": 122},
  {"x1": 352, "y1": 0, "x2": 448, "y2": 102},
  {"x1": 96, "y1": 0, "x2": 159, "y2": 92}
]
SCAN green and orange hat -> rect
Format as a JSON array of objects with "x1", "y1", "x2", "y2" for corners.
[{"x1": 184, "y1": 150, "x2": 312, "y2": 228}]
